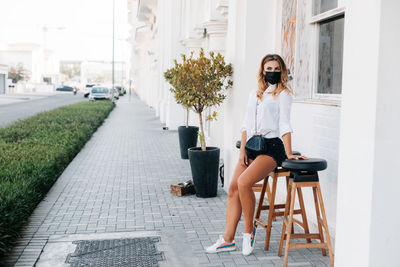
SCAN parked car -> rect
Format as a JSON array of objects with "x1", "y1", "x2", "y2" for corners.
[
  {"x1": 83, "y1": 84, "x2": 97, "y2": 97},
  {"x1": 114, "y1": 86, "x2": 126, "y2": 95},
  {"x1": 111, "y1": 87, "x2": 120, "y2": 100},
  {"x1": 88, "y1": 86, "x2": 112, "y2": 101},
  {"x1": 56, "y1": 85, "x2": 73, "y2": 92}
]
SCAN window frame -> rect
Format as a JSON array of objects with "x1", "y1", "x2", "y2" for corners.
[{"x1": 310, "y1": 6, "x2": 345, "y2": 102}]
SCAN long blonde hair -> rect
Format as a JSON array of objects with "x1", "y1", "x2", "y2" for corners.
[{"x1": 256, "y1": 54, "x2": 291, "y2": 100}]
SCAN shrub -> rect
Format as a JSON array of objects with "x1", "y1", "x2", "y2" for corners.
[
  {"x1": 164, "y1": 49, "x2": 233, "y2": 150},
  {"x1": 0, "y1": 101, "x2": 115, "y2": 259}
]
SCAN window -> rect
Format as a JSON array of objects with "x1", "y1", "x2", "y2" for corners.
[
  {"x1": 316, "y1": 16, "x2": 344, "y2": 95},
  {"x1": 313, "y1": 0, "x2": 338, "y2": 15},
  {"x1": 311, "y1": 1, "x2": 345, "y2": 97},
  {"x1": 43, "y1": 77, "x2": 52, "y2": 84}
]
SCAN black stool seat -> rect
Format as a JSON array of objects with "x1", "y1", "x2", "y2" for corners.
[
  {"x1": 282, "y1": 158, "x2": 327, "y2": 172},
  {"x1": 282, "y1": 158, "x2": 327, "y2": 182}
]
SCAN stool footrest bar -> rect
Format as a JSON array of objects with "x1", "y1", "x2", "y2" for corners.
[
  {"x1": 274, "y1": 209, "x2": 302, "y2": 217},
  {"x1": 292, "y1": 218, "x2": 305, "y2": 228},
  {"x1": 261, "y1": 204, "x2": 286, "y2": 210},
  {"x1": 289, "y1": 243, "x2": 328, "y2": 250},
  {"x1": 255, "y1": 219, "x2": 268, "y2": 228},
  {"x1": 287, "y1": 233, "x2": 321, "y2": 239}
]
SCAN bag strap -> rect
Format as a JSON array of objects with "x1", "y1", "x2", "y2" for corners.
[{"x1": 255, "y1": 99, "x2": 259, "y2": 135}]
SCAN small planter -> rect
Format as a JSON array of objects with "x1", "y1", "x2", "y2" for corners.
[
  {"x1": 188, "y1": 147, "x2": 220, "y2": 198},
  {"x1": 178, "y1": 126, "x2": 199, "y2": 159}
]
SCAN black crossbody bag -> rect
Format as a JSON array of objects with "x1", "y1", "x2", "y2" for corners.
[{"x1": 245, "y1": 99, "x2": 265, "y2": 153}]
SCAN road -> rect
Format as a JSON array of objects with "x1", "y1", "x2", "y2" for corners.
[{"x1": 0, "y1": 93, "x2": 87, "y2": 127}]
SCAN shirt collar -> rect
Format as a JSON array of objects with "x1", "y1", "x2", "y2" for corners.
[{"x1": 265, "y1": 84, "x2": 276, "y2": 93}]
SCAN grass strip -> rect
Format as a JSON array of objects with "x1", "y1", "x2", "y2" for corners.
[{"x1": 0, "y1": 100, "x2": 115, "y2": 259}]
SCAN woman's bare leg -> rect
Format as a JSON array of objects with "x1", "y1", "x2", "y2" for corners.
[
  {"x1": 238, "y1": 155, "x2": 277, "y2": 233},
  {"x1": 223, "y1": 160, "x2": 252, "y2": 242}
]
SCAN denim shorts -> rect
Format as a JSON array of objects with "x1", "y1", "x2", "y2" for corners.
[{"x1": 245, "y1": 137, "x2": 287, "y2": 166}]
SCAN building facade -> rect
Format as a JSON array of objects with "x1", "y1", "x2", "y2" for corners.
[
  {"x1": 128, "y1": 0, "x2": 400, "y2": 265},
  {"x1": 0, "y1": 43, "x2": 60, "y2": 92},
  {"x1": 0, "y1": 64, "x2": 8, "y2": 94}
]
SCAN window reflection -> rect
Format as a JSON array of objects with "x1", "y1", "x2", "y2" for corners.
[
  {"x1": 317, "y1": 17, "x2": 344, "y2": 95},
  {"x1": 313, "y1": 0, "x2": 338, "y2": 15}
]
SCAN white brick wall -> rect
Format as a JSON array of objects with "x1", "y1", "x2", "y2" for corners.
[{"x1": 274, "y1": 101, "x2": 341, "y2": 241}]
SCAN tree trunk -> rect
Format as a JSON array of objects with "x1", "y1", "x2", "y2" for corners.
[
  {"x1": 198, "y1": 112, "x2": 206, "y2": 151},
  {"x1": 185, "y1": 107, "x2": 189, "y2": 128}
]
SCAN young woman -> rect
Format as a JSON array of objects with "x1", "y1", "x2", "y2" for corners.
[{"x1": 206, "y1": 54, "x2": 306, "y2": 256}]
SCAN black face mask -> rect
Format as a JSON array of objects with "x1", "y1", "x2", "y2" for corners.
[{"x1": 263, "y1": 72, "x2": 281, "y2": 85}]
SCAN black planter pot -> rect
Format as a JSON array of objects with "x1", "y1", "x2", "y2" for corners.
[
  {"x1": 178, "y1": 126, "x2": 199, "y2": 159},
  {"x1": 188, "y1": 147, "x2": 220, "y2": 198}
]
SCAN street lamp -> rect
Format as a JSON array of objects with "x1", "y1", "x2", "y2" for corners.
[{"x1": 112, "y1": 0, "x2": 115, "y2": 102}]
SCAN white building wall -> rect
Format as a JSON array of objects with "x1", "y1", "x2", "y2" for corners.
[
  {"x1": 162, "y1": 0, "x2": 186, "y2": 130},
  {"x1": 289, "y1": 103, "x2": 340, "y2": 235},
  {"x1": 0, "y1": 64, "x2": 7, "y2": 94},
  {"x1": 335, "y1": 0, "x2": 400, "y2": 266},
  {"x1": 223, "y1": 0, "x2": 277, "y2": 188}
]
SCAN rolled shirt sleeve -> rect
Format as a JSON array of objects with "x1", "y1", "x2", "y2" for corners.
[{"x1": 278, "y1": 90, "x2": 293, "y2": 137}]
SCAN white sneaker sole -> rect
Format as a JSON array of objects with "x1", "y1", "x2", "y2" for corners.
[
  {"x1": 206, "y1": 246, "x2": 236, "y2": 254},
  {"x1": 242, "y1": 245, "x2": 254, "y2": 256}
]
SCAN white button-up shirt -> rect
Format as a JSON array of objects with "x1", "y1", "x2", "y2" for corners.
[{"x1": 241, "y1": 84, "x2": 293, "y2": 141}]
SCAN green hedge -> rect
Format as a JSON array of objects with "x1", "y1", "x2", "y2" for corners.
[{"x1": 0, "y1": 100, "x2": 115, "y2": 259}]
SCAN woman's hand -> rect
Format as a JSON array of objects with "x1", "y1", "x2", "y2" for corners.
[
  {"x1": 239, "y1": 149, "x2": 249, "y2": 167},
  {"x1": 287, "y1": 154, "x2": 308, "y2": 160}
]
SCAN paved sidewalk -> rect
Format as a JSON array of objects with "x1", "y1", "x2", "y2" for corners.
[{"x1": 4, "y1": 95, "x2": 330, "y2": 267}]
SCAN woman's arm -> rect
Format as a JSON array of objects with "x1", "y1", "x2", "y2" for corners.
[
  {"x1": 281, "y1": 132, "x2": 293, "y2": 157},
  {"x1": 282, "y1": 132, "x2": 307, "y2": 160},
  {"x1": 239, "y1": 130, "x2": 248, "y2": 166}
]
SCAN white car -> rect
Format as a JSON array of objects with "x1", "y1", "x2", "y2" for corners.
[
  {"x1": 88, "y1": 86, "x2": 112, "y2": 101},
  {"x1": 84, "y1": 84, "x2": 98, "y2": 98}
]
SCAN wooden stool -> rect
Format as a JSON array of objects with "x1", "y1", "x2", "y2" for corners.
[
  {"x1": 253, "y1": 166, "x2": 311, "y2": 251},
  {"x1": 278, "y1": 158, "x2": 334, "y2": 267},
  {"x1": 235, "y1": 141, "x2": 310, "y2": 251}
]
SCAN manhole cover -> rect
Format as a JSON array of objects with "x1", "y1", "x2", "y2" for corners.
[{"x1": 65, "y1": 237, "x2": 164, "y2": 267}]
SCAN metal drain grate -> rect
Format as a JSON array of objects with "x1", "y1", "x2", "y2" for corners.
[{"x1": 65, "y1": 237, "x2": 164, "y2": 267}]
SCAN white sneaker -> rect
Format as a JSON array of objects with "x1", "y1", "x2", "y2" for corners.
[
  {"x1": 205, "y1": 235, "x2": 236, "y2": 253},
  {"x1": 242, "y1": 227, "x2": 256, "y2": 256}
]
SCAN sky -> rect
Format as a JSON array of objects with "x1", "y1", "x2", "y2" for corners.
[{"x1": 0, "y1": 0, "x2": 130, "y2": 62}]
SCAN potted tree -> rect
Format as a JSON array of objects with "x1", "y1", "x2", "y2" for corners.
[
  {"x1": 172, "y1": 49, "x2": 233, "y2": 198},
  {"x1": 164, "y1": 55, "x2": 199, "y2": 159}
]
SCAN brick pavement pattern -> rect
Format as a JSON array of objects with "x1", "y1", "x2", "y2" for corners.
[{"x1": 4, "y1": 95, "x2": 330, "y2": 266}]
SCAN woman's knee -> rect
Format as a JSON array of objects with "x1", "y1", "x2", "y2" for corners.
[
  {"x1": 228, "y1": 182, "x2": 239, "y2": 198},
  {"x1": 237, "y1": 175, "x2": 252, "y2": 191}
]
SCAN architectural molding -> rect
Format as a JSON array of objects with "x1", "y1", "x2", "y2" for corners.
[
  {"x1": 191, "y1": 25, "x2": 205, "y2": 39},
  {"x1": 137, "y1": 0, "x2": 157, "y2": 23},
  {"x1": 180, "y1": 37, "x2": 204, "y2": 50},
  {"x1": 203, "y1": 20, "x2": 228, "y2": 36},
  {"x1": 216, "y1": 0, "x2": 229, "y2": 18}
]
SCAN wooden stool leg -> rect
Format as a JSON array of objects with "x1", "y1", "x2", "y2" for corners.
[
  {"x1": 266, "y1": 181, "x2": 272, "y2": 205},
  {"x1": 283, "y1": 182, "x2": 297, "y2": 267},
  {"x1": 312, "y1": 186, "x2": 327, "y2": 256},
  {"x1": 255, "y1": 177, "x2": 269, "y2": 225},
  {"x1": 278, "y1": 180, "x2": 292, "y2": 257},
  {"x1": 297, "y1": 187, "x2": 311, "y2": 243},
  {"x1": 316, "y1": 183, "x2": 334, "y2": 267},
  {"x1": 264, "y1": 172, "x2": 278, "y2": 250},
  {"x1": 285, "y1": 177, "x2": 294, "y2": 234}
]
